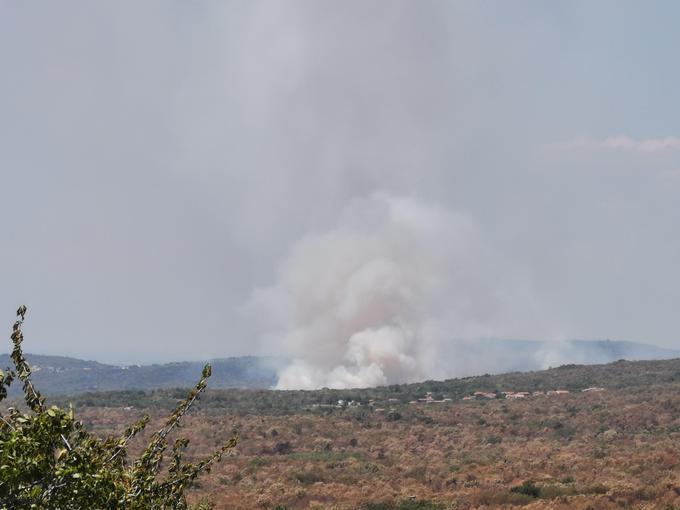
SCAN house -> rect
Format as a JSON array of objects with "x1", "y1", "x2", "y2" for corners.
[
  {"x1": 419, "y1": 392, "x2": 451, "y2": 403},
  {"x1": 503, "y1": 391, "x2": 530, "y2": 399}
]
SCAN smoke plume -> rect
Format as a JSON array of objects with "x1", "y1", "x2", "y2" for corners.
[{"x1": 252, "y1": 193, "x2": 543, "y2": 389}]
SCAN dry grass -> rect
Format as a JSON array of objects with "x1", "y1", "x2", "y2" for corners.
[{"x1": 73, "y1": 382, "x2": 680, "y2": 509}]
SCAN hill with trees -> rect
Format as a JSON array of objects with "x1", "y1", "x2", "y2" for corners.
[
  {"x1": 64, "y1": 355, "x2": 680, "y2": 509},
  {"x1": 0, "y1": 353, "x2": 285, "y2": 394},
  {"x1": 3, "y1": 338, "x2": 677, "y2": 396},
  {"x1": 51, "y1": 356, "x2": 680, "y2": 415}
]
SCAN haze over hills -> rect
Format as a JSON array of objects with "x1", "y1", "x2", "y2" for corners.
[
  {"x1": 0, "y1": 353, "x2": 286, "y2": 395},
  {"x1": 448, "y1": 338, "x2": 680, "y2": 376},
  {"x1": 2, "y1": 339, "x2": 678, "y2": 395}
]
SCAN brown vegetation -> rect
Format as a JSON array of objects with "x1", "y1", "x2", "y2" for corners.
[{"x1": 74, "y1": 381, "x2": 680, "y2": 509}]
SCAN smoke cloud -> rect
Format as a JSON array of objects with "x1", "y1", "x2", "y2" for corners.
[
  {"x1": 3, "y1": 2, "x2": 680, "y2": 367},
  {"x1": 252, "y1": 193, "x2": 547, "y2": 389}
]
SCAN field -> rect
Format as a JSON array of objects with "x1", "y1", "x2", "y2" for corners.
[{"x1": 43, "y1": 359, "x2": 680, "y2": 509}]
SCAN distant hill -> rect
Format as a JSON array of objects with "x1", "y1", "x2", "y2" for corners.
[
  {"x1": 0, "y1": 353, "x2": 285, "y2": 395},
  {"x1": 2, "y1": 339, "x2": 677, "y2": 395},
  {"x1": 446, "y1": 338, "x2": 680, "y2": 376},
  {"x1": 54, "y1": 356, "x2": 680, "y2": 415}
]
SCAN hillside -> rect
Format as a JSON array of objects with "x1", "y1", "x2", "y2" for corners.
[
  {"x1": 3, "y1": 339, "x2": 676, "y2": 396},
  {"x1": 444, "y1": 338, "x2": 680, "y2": 375},
  {"x1": 55, "y1": 356, "x2": 680, "y2": 415},
  {"x1": 58, "y1": 356, "x2": 680, "y2": 510},
  {"x1": 0, "y1": 353, "x2": 285, "y2": 394}
]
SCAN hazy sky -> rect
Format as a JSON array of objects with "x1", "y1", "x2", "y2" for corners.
[{"x1": 2, "y1": 2, "x2": 680, "y2": 364}]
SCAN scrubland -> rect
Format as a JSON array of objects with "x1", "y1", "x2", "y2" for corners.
[{"x1": 74, "y1": 362, "x2": 680, "y2": 509}]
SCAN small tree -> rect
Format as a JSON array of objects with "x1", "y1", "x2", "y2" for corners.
[{"x1": 0, "y1": 306, "x2": 238, "y2": 510}]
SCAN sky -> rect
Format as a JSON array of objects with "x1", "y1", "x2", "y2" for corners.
[{"x1": 1, "y1": 1, "x2": 680, "y2": 368}]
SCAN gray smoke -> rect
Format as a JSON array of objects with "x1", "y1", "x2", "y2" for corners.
[{"x1": 252, "y1": 193, "x2": 552, "y2": 389}]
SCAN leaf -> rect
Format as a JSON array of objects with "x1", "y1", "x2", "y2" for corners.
[{"x1": 1, "y1": 305, "x2": 237, "y2": 508}]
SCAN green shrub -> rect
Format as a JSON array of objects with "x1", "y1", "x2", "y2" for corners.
[
  {"x1": 0, "y1": 306, "x2": 237, "y2": 510},
  {"x1": 537, "y1": 484, "x2": 577, "y2": 499},
  {"x1": 293, "y1": 471, "x2": 324, "y2": 485},
  {"x1": 583, "y1": 484, "x2": 608, "y2": 495},
  {"x1": 510, "y1": 480, "x2": 540, "y2": 498},
  {"x1": 477, "y1": 490, "x2": 534, "y2": 506}
]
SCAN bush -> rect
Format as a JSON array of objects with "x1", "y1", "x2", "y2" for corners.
[
  {"x1": 0, "y1": 306, "x2": 237, "y2": 510},
  {"x1": 293, "y1": 471, "x2": 324, "y2": 485},
  {"x1": 510, "y1": 480, "x2": 541, "y2": 498},
  {"x1": 274, "y1": 441, "x2": 293, "y2": 455},
  {"x1": 387, "y1": 410, "x2": 402, "y2": 421}
]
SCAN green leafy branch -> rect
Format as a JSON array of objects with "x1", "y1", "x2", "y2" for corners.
[{"x1": 0, "y1": 306, "x2": 238, "y2": 510}]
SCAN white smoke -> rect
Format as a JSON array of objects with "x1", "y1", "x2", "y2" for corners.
[{"x1": 251, "y1": 192, "x2": 548, "y2": 389}]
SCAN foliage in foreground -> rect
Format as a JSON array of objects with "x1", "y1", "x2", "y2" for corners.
[{"x1": 0, "y1": 306, "x2": 237, "y2": 510}]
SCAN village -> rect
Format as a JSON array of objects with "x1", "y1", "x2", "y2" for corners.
[
  {"x1": 307, "y1": 386, "x2": 606, "y2": 412},
  {"x1": 459, "y1": 387, "x2": 605, "y2": 401},
  {"x1": 401, "y1": 387, "x2": 606, "y2": 404}
]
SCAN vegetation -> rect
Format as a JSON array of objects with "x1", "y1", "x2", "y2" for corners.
[
  {"x1": 42, "y1": 356, "x2": 680, "y2": 416},
  {"x1": 59, "y1": 360, "x2": 680, "y2": 509},
  {"x1": 0, "y1": 353, "x2": 282, "y2": 395},
  {"x1": 4, "y1": 338, "x2": 677, "y2": 397},
  {"x1": 5, "y1": 306, "x2": 680, "y2": 508},
  {"x1": 0, "y1": 306, "x2": 237, "y2": 510}
]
